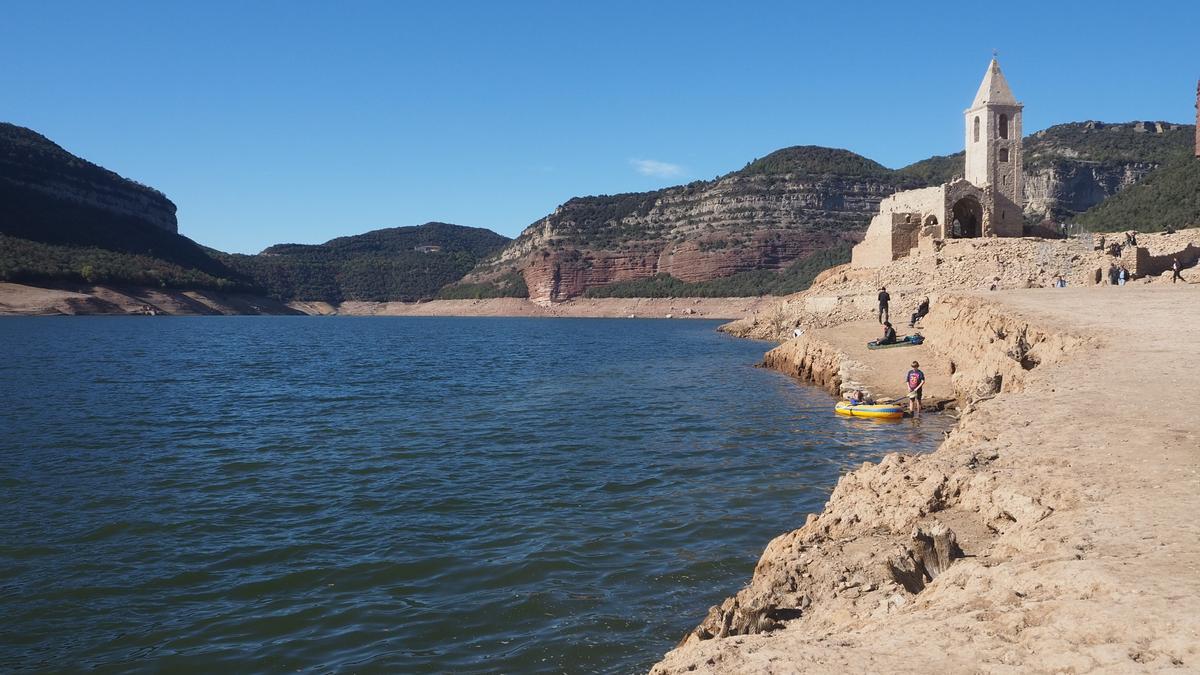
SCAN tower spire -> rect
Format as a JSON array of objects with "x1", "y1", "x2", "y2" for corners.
[{"x1": 971, "y1": 58, "x2": 1017, "y2": 108}]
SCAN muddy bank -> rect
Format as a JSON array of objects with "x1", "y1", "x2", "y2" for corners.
[{"x1": 652, "y1": 286, "x2": 1200, "y2": 673}]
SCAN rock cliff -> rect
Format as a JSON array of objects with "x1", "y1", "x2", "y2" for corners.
[
  {"x1": 0, "y1": 122, "x2": 177, "y2": 234},
  {"x1": 459, "y1": 147, "x2": 923, "y2": 304}
]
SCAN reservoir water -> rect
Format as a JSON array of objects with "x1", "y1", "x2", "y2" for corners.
[{"x1": 0, "y1": 317, "x2": 951, "y2": 673}]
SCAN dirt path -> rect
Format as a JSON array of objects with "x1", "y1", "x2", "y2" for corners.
[{"x1": 653, "y1": 286, "x2": 1200, "y2": 673}]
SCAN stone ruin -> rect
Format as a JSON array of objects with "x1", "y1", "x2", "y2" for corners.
[{"x1": 853, "y1": 59, "x2": 1026, "y2": 269}]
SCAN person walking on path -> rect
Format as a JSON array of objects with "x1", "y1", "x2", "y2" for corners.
[
  {"x1": 906, "y1": 360, "x2": 925, "y2": 416},
  {"x1": 1172, "y1": 258, "x2": 1184, "y2": 283},
  {"x1": 877, "y1": 287, "x2": 890, "y2": 324}
]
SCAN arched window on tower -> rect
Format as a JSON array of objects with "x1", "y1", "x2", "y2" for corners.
[
  {"x1": 974, "y1": 116, "x2": 980, "y2": 142},
  {"x1": 998, "y1": 113, "x2": 1009, "y2": 139},
  {"x1": 999, "y1": 148, "x2": 1009, "y2": 162}
]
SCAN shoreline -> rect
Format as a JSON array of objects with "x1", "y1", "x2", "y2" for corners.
[
  {"x1": 0, "y1": 282, "x2": 773, "y2": 320},
  {"x1": 652, "y1": 285, "x2": 1200, "y2": 672}
]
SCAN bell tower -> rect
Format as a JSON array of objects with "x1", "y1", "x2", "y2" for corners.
[{"x1": 964, "y1": 58, "x2": 1023, "y2": 236}]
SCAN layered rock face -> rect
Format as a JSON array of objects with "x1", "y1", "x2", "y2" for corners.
[
  {"x1": 465, "y1": 123, "x2": 1195, "y2": 304},
  {"x1": 1022, "y1": 121, "x2": 1194, "y2": 222},
  {"x1": 1023, "y1": 160, "x2": 1157, "y2": 219},
  {"x1": 0, "y1": 122, "x2": 177, "y2": 234},
  {"x1": 463, "y1": 148, "x2": 920, "y2": 304}
]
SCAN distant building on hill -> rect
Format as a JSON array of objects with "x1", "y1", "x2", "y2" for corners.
[
  {"x1": 414, "y1": 245, "x2": 443, "y2": 253},
  {"x1": 853, "y1": 59, "x2": 1025, "y2": 269}
]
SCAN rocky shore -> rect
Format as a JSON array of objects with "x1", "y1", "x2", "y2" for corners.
[{"x1": 651, "y1": 285, "x2": 1200, "y2": 672}]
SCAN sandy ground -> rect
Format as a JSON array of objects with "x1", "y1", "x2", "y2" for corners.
[
  {"x1": 287, "y1": 296, "x2": 774, "y2": 319},
  {"x1": 653, "y1": 285, "x2": 1200, "y2": 673},
  {"x1": 808, "y1": 319, "x2": 950, "y2": 406}
]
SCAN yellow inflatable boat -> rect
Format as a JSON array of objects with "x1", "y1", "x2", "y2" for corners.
[{"x1": 834, "y1": 401, "x2": 905, "y2": 420}]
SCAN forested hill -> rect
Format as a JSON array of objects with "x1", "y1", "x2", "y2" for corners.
[
  {"x1": 0, "y1": 121, "x2": 512, "y2": 301},
  {"x1": 218, "y1": 223, "x2": 512, "y2": 303},
  {"x1": 0, "y1": 122, "x2": 251, "y2": 290},
  {"x1": 900, "y1": 121, "x2": 1196, "y2": 225}
]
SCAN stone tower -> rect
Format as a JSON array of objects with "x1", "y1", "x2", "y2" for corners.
[{"x1": 964, "y1": 59, "x2": 1023, "y2": 236}]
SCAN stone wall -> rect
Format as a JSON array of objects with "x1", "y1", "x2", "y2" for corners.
[{"x1": 851, "y1": 187, "x2": 946, "y2": 268}]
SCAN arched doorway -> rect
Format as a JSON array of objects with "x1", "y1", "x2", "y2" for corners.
[{"x1": 950, "y1": 196, "x2": 983, "y2": 238}]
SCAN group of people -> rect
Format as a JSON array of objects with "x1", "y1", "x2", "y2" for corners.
[
  {"x1": 1106, "y1": 264, "x2": 1131, "y2": 286},
  {"x1": 876, "y1": 287, "x2": 928, "y2": 345},
  {"x1": 1102, "y1": 257, "x2": 1187, "y2": 285}
]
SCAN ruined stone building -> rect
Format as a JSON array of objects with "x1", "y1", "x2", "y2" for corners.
[{"x1": 853, "y1": 59, "x2": 1025, "y2": 268}]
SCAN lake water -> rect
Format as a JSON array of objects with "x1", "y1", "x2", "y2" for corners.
[{"x1": 0, "y1": 317, "x2": 951, "y2": 673}]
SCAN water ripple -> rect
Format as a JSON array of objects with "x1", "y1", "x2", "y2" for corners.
[{"x1": 0, "y1": 317, "x2": 951, "y2": 673}]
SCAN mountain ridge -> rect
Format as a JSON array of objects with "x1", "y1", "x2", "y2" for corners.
[{"x1": 2, "y1": 119, "x2": 1196, "y2": 308}]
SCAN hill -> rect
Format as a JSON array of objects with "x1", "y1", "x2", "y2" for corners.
[
  {"x1": 219, "y1": 223, "x2": 512, "y2": 303},
  {"x1": 1075, "y1": 157, "x2": 1200, "y2": 232},
  {"x1": 456, "y1": 122, "x2": 1196, "y2": 304},
  {"x1": 0, "y1": 123, "x2": 251, "y2": 290},
  {"x1": 455, "y1": 146, "x2": 923, "y2": 303},
  {"x1": 0, "y1": 122, "x2": 512, "y2": 302},
  {"x1": 900, "y1": 121, "x2": 1195, "y2": 222}
]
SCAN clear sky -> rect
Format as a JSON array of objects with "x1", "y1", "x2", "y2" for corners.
[{"x1": 3, "y1": 1, "x2": 1197, "y2": 253}]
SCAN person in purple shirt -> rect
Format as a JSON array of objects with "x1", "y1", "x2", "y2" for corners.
[{"x1": 906, "y1": 361, "x2": 925, "y2": 416}]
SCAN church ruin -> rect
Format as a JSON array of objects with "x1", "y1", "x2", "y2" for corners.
[{"x1": 853, "y1": 59, "x2": 1025, "y2": 268}]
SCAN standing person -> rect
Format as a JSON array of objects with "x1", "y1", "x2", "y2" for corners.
[
  {"x1": 1118, "y1": 266, "x2": 1128, "y2": 286},
  {"x1": 906, "y1": 361, "x2": 925, "y2": 416},
  {"x1": 877, "y1": 287, "x2": 890, "y2": 324},
  {"x1": 1172, "y1": 258, "x2": 1184, "y2": 283},
  {"x1": 909, "y1": 297, "x2": 930, "y2": 328},
  {"x1": 1107, "y1": 265, "x2": 1119, "y2": 286}
]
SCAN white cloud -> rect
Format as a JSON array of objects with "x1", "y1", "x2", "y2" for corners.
[{"x1": 630, "y1": 158, "x2": 685, "y2": 178}]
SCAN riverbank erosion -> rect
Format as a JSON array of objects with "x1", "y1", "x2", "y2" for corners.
[{"x1": 652, "y1": 286, "x2": 1200, "y2": 673}]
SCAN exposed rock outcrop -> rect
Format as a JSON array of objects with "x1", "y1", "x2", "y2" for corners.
[
  {"x1": 0, "y1": 122, "x2": 177, "y2": 233},
  {"x1": 672, "y1": 296, "x2": 1083, "y2": 647},
  {"x1": 462, "y1": 149, "x2": 918, "y2": 304}
]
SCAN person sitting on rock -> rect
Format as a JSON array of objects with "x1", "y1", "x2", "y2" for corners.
[
  {"x1": 909, "y1": 297, "x2": 929, "y2": 328},
  {"x1": 880, "y1": 321, "x2": 898, "y2": 345}
]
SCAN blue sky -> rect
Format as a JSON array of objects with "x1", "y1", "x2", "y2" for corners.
[{"x1": 3, "y1": 1, "x2": 1197, "y2": 253}]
